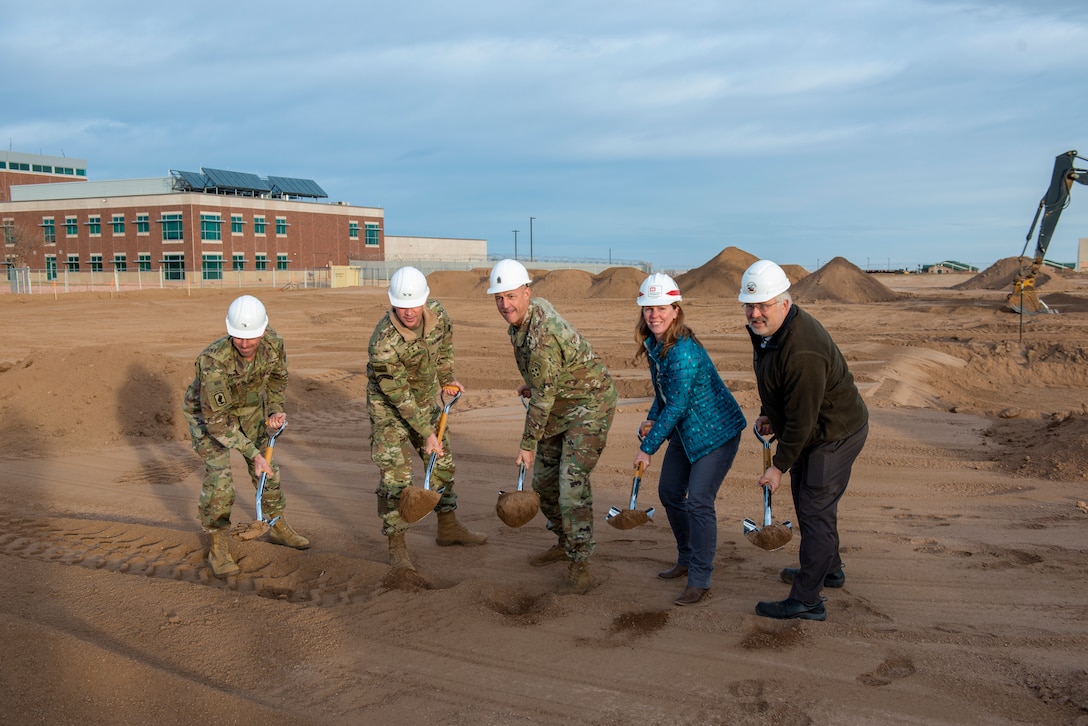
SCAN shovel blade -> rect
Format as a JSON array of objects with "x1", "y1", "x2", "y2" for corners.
[
  {"x1": 399, "y1": 486, "x2": 441, "y2": 524},
  {"x1": 742, "y1": 518, "x2": 760, "y2": 535},
  {"x1": 605, "y1": 506, "x2": 622, "y2": 520}
]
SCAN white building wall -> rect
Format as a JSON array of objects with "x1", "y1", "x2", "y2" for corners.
[{"x1": 383, "y1": 235, "x2": 487, "y2": 264}]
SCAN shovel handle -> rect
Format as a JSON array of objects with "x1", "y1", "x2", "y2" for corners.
[
  {"x1": 763, "y1": 485, "x2": 773, "y2": 528},
  {"x1": 423, "y1": 394, "x2": 459, "y2": 490},
  {"x1": 516, "y1": 462, "x2": 527, "y2": 492},
  {"x1": 628, "y1": 462, "x2": 644, "y2": 510},
  {"x1": 262, "y1": 421, "x2": 287, "y2": 463}
]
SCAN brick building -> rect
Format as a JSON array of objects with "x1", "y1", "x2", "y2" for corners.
[{"x1": 1, "y1": 151, "x2": 384, "y2": 286}]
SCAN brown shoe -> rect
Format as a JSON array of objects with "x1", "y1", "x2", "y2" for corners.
[
  {"x1": 528, "y1": 543, "x2": 567, "y2": 567},
  {"x1": 674, "y1": 586, "x2": 711, "y2": 606},
  {"x1": 658, "y1": 564, "x2": 688, "y2": 580}
]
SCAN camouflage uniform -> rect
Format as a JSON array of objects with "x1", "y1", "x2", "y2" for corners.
[
  {"x1": 509, "y1": 297, "x2": 616, "y2": 563},
  {"x1": 183, "y1": 329, "x2": 289, "y2": 532},
  {"x1": 367, "y1": 299, "x2": 459, "y2": 536}
]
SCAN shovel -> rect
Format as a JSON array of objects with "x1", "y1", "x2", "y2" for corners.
[
  {"x1": 742, "y1": 425, "x2": 793, "y2": 551},
  {"x1": 496, "y1": 462, "x2": 541, "y2": 527},
  {"x1": 398, "y1": 388, "x2": 461, "y2": 524},
  {"x1": 234, "y1": 421, "x2": 286, "y2": 541},
  {"x1": 606, "y1": 461, "x2": 656, "y2": 530}
]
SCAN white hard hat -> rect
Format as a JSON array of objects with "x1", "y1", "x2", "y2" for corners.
[
  {"x1": 225, "y1": 295, "x2": 268, "y2": 339},
  {"x1": 388, "y1": 266, "x2": 430, "y2": 308},
  {"x1": 487, "y1": 259, "x2": 532, "y2": 294},
  {"x1": 738, "y1": 260, "x2": 791, "y2": 303},
  {"x1": 638, "y1": 273, "x2": 682, "y2": 306}
]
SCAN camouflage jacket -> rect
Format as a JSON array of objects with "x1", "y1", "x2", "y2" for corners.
[
  {"x1": 366, "y1": 299, "x2": 455, "y2": 438},
  {"x1": 183, "y1": 328, "x2": 288, "y2": 459},
  {"x1": 509, "y1": 297, "x2": 615, "y2": 450}
]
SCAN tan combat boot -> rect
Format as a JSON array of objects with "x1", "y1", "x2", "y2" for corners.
[
  {"x1": 268, "y1": 515, "x2": 311, "y2": 549},
  {"x1": 558, "y1": 560, "x2": 592, "y2": 595},
  {"x1": 207, "y1": 530, "x2": 240, "y2": 578},
  {"x1": 435, "y1": 511, "x2": 488, "y2": 546},
  {"x1": 388, "y1": 532, "x2": 415, "y2": 570},
  {"x1": 528, "y1": 541, "x2": 567, "y2": 567}
]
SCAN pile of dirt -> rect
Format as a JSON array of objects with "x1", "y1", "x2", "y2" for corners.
[
  {"x1": 988, "y1": 411, "x2": 1088, "y2": 482},
  {"x1": 791, "y1": 257, "x2": 902, "y2": 303},
  {"x1": 675, "y1": 247, "x2": 758, "y2": 298},
  {"x1": 954, "y1": 257, "x2": 1074, "y2": 292},
  {"x1": 587, "y1": 267, "x2": 645, "y2": 299},
  {"x1": 530, "y1": 269, "x2": 595, "y2": 299},
  {"x1": 427, "y1": 270, "x2": 488, "y2": 299}
]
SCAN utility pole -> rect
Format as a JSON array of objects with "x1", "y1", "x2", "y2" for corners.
[
  {"x1": 512, "y1": 230, "x2": 519, "y2": 259},
  {"x1": 529, "y1": 217, "x2": 535, "y2": 261}
]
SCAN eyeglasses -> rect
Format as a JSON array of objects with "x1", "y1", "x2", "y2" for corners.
[{"x1": 742, "y1": 300, "x2": 782, "y2": 313}]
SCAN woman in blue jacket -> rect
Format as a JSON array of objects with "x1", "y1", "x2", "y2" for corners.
[{"x1": 634, "y1": 274, "x2": 747, "y2": 606}]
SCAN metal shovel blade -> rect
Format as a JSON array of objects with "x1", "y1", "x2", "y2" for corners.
[
  {"x1": 496, "y1": 463, "x2": 540, "y2": 528},
  {"x1": 607, "y1": 463, "x2": 655, "y2": 530}
]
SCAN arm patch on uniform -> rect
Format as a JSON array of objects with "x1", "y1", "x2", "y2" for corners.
[{"x1": 205, "y1": 375, "x2": 232, "y2": 411}]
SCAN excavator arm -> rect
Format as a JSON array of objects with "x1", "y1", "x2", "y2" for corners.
[{"x1": 1009, "y1": 150, "x2": 1088, "y2": 313}]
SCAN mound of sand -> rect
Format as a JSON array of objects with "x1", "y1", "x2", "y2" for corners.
[
  {"x1": 427, "y1": 270, "x2": 488, "y2": 299},
  {"x1": 530, "y1": 269, "x2": 595, "y2": 299},
  {"x1": 587, "y1": 267, "x2": 645, "y2": 299},
  {"x1": 791, "y1": 257, "x2": 902, "y2": 303},
  {"x1": 954, "y1": 256, "x2": 1075, "y2": 292},
  {"x1": 675, "y1": 247, "x2": 758, "y2": 299}
]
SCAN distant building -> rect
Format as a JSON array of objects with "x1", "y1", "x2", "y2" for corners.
[
  {"x1": 922, "y1": 260, "x2": 978, "y2": 274},
  {"x1": 1, "y1": 152, "x2": 385, "y2": 284}
]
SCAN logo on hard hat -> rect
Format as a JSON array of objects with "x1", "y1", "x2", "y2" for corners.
[{"x1": 745, "y1": 281, "x2": 758, "y2": 294}]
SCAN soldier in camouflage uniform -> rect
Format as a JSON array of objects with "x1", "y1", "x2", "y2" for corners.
[
  {"x1": 183, "y1": 295, "x2": 310, "y2": 579},
  {"x1": 367, "y1": 266, "x2": 487, "y2": 571},
  {"x1": 487, "y1": 259, "x2": 617, "y2": 595}
]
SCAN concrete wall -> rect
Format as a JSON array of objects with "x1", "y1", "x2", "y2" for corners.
[{"x1": 384, "y1": 235, "x2": 487, "y2": 264}]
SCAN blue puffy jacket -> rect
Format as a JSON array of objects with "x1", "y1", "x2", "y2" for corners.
[{"x1": 640, "y1": 335, "x2": 746, "y2": 462}]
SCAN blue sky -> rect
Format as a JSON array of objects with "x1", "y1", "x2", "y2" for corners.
[{"x1": 5, "y1": 0, "x2": 1088, "y2": 272}]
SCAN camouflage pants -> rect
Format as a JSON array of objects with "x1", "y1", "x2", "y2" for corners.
[
  {"x1": 533, "y1": 403, "x2": 615, "y2": 563},
  {"x1": 191, "y1": 426, "x2": 283, "y2": 532},
  {"x1": 371, "y1": 415, "x2": 457, "y2": 536}
]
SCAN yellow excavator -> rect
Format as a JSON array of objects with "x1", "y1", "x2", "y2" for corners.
[{"x1": 1008, "y1": 150, "x2": 1088, "y2": 314}]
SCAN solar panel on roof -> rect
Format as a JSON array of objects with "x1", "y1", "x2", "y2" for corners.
[
  {"x1": 267, "y1": 176, "x2": 328, "y2": 198},
  {"x1": 201, "y1": 167, "x2": 270, "y2": 192},
  {"x1": 173, "y1": 170, "x2": 208, "y2": 190}
]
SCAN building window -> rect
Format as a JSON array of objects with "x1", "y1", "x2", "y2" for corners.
[
  {"x1": 2, "y1": 220, "x2": 13, "y2": 246},
  {"x1": 275, "y1": 217, "x2": 288, "y2": 236},
  {"x1": 365, "y1": 222, "x2": 380, "y2": 246},
  {"x1": 163, "y1": 253, "x2": 185, "y2": 280},
  {"x1": 87, "y1": 215, "x2": 101, "y2": 236},
  {"x1": 200, "y1": 213, "x2": 222, "y2": 241},
  {"x1": 277, "y1": 253, "x2": 289, "y2": 270},
  {"x1": 66, "y1": 254, "x2": 80, "y2": 272},
  {"x1": 45, "y1": 256, "x2": 57, "y2": 280},
  {"x1": 65, "y1": 216, "x2": 78, "y2": 236},
  {"x1": 138, "y1": 253, "x2": 151, "y2": 272},
  {"x1": 202, "y1": 253, "x2": 223, "y2": 280},
  {"x1": 231, "y1": 215, "x2": 244, "y2": 234},
  {"x1": 349, "y1": 221, "x2": 359, "y2": 239},
  {"x1": 136, "y1": 214, "x2": 150, "y2": 235},
  {"x1": 161, "y1": 213, "x2": 183, "y2": 241},
  {"x1": 112, "y1": 215, "x2": 125, "y2": 234},
  {"x1": 232, "y1": 253, "x2": 245, "y2": 271},
  {"x1": 113, "y1": 253, "x2": 127, "y2": 272},
  {"x1": 254, "y1": 216, "x2": 266, "y2": 235},
  {"x1": 90, "y1": 254, "x2": 103, "y2": 272},
  {"x1": 42, "y1": 218, "x2": 56, "y2": 244},
  {"x1": 255, "y1": 253, "x2": 268, "y2": 271}
]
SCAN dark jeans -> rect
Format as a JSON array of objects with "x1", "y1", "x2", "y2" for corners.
[
  {"x1": 658, "y1": 433, "x2": 741, "y2": 589},
  {"x1": 788, "y1": 422, "x2": 869, "y2": 603}
]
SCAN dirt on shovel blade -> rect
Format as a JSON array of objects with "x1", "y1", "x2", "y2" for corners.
[
  {"x1": 607, "y1": 510, "x2": 652, "y2": 530},
  {"x1": 230, "y1": 520, "x2": 271, "y2": 541},
  {"x1": 399, "y1": 487, "x2": 441, "y2": 524},
  {"x1": 496, "y1": 490, "x2": 540, "y2": 528},
  {"x1": 746, "y1": 524, "x2": 792, "y2": 551}
]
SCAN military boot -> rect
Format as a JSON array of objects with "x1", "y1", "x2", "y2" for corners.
[
  {"x1": 558, "y1": 560, "x2": 592, "y2": 595},
  {"x1": 268, "y1": 515, "x2": 311, "y2": 549},
  {"x1": 388, "y1": 532, "x2": 415, "y2": 570},
  {"x1": 435, "y1": 511, "x2": 488, "y2": 546},
  {"x1": 529, "y1": 541, "x2": 567, "y2": 567},
  {"x1": 207, "y1": 530, "x2": 240, "y2": 579}
]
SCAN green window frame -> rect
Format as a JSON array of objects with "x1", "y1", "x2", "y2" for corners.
[
  {"x1": 161, "y1": 213, "x2": 183, "y2": 241},
  {"x1": 2, "y1": 221, "x2": 13, "y2": 246},
  {"x1": 138, "y1": 253, "x2": 152, "y2": 272},
  {"x1": 136, "y1": 214, "x2": 150, "y2": 234},
  {"x1": 87, "y1": 215, "x2": 101, "y2": 236},
  {"x1": 232, "y1": 253, "x2": 245, "y2": 271},
  {"x1": 111, "y1": 214, "x2": 125, "y2": 234},
  {"x1": 349, "y1": 221, "x2": 359, "y2": 239},
  {"x1": 231, "y1": 214, "x2": 244, "y2": 234},
  {"x1": 254, "y1": 216, "x2": 266, "y2": 235},
  {"x1": 200, "y1": 213, "x2": 222, "y2": 241},
  {"x1": 275, "y1": 217, "x2": 288, "y2": 235},
  {"x1": 276, "y1": 253, "x2": 289, "y2": 270},
  {"x1": 42, "y1": 218, "x2": 56, "y2": 244},
  {"x1": 66, "y1": 254, "x2": 80, "y2": 272},
  {"x1": 113, "y1": 253, "x2": 127, "y2": 272},
  {"x1": 65, "y1": 216, "x2": 78, "y2": 236},
  {"x1": 255, "y1": 253, "x2": 268, "y2": 271},
  {"x1": 202, "y1": 253, "x2": 223, "y2": 280},
  {"x1": 365, "y1": 222, "x2": 380, "y2": 246},
  {"x1": 90, "y1": 254, "x2": 103, "y2": 272},
  {"x1": 163, "y1": 253, "x2": 185, "y2": 281},
  {"x1": 45, "y1": 256, "x2": 57, "y2": 280}
]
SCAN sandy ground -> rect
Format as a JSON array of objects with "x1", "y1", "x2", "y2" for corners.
[{"x1": 1, "y1": 253, "x2": 1088, "y2": 725}]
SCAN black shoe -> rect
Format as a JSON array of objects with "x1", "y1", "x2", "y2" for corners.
[
  {"x1": 658, "y1": 564, "x2": 689, "y2": 580},
  {"x1": 755, "y1": 597, "x2": 826, "y2": 621},
  {"x1": 779, "y1": 566, "x2": 845, "y2": 588}
]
